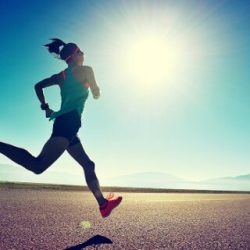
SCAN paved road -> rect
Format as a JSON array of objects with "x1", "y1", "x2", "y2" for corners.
[{"x1": 0, "y1": 189, "x2": 249, "y2": 249}]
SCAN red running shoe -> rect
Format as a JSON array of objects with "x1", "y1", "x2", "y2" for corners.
[{"x1": 100, "y1": 193, "x2": 123, "y2": 218}]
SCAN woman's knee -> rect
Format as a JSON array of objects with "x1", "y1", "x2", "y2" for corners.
[{"x1": 31, "y1": 157, "x2": 51, "y2": 175}]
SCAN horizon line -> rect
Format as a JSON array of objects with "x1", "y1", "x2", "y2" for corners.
[{"x1": 0, "y1": 181, "x2": 249, "y2": 194}]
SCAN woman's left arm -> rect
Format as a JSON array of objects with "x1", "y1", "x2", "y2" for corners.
[
  {"x1": 85, "y1": 67, "x2": 100, "y2": 99},
  {"x1": 75, "y1": 66, "x2": 100, "y2": 99}
]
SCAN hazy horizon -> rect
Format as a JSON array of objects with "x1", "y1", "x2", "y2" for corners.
[{"x1": 0, "y1": 163, "x2": 249, "y2": 191}]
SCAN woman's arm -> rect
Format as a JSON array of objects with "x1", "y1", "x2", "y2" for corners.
[
  {"x1": 85, "y1": 67, "x2": 100, "y2": 99},
  {"x1": 34, "y1": 74, "x2": 61, "y2": 105},
  {"x1": 74, "y1": 66, "x2": 100, "y2": 99},
  {"x1": 34, "y1": 73, "x2": 62, "y2": 117}
]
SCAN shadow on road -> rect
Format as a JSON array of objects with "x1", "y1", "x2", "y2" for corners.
[{"x1": 64, "y1": 234, "x2": 113, "y2": 250}]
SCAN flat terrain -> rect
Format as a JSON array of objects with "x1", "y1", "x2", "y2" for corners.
[{"x1": 0, "y1": 189, "x2": 249, "y2": 249}]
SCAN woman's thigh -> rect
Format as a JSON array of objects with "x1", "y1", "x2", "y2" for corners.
[
  {"x1": 37, "y1": 136, "x2": 70, "y2": 168},
  {"x1": 67, "y1": 142, "x2": 95, "y2": 169}
]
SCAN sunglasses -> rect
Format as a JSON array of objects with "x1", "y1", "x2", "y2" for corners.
[{"x1": 76, "y1": 50, "x2": 84, "y2": 56}]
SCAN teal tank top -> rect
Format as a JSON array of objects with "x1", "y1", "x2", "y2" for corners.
[{"x1": 49, "y1": 67, "x2": 89, "y2": 121}]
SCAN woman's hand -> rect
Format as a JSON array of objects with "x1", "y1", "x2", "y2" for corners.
[{"x1": 45, "y1": 108, "x2": 54, "y2": 118}]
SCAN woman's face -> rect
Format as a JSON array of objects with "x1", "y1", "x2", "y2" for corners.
[{"x1": 72, "y1": 50, "x2": 84, "y2": 65}]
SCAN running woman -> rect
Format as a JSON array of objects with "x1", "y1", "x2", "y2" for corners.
[{"x1": 0, "y1": 38, "x2": 122, "y2": 218}]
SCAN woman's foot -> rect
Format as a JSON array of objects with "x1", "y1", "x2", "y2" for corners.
[{"x1": 99, "y1": 193, "x2": 123, "y2": 218}]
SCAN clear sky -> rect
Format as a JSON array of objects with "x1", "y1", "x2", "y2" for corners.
[{"x1": 0, "y1": 0, "x2": 250, "y2": 185}]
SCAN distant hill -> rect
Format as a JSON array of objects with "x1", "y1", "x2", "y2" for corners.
[
  {"x1": 224, "y1": 174, "x2": 250, "y2": 181},
  {"x1": 0, "y1": 163, "x2": 249, "y2": 191},
  {"x1": 194, "y1": 174, "x2": 250, "y2": 191},
  {"x1": 204, "y1": 174, "x2": 250, "y2": 182},
  {"x1": 102, "y1": 172, "x2": 250, "y2": 191},
  {"x1": 102, "y1": 172, "x2": 186, "y2": 189}
]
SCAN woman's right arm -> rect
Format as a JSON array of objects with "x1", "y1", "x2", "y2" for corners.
[
  {"x1": 34, "y1": 73, "x2": 62, "y2": 117},
  {"x1": 34, "y1": 74, "x2": 61, "y2": 105}
]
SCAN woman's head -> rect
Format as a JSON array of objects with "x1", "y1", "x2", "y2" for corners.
[{"x1": 44, "y1": 38, "x2": 84, "y2": 66}]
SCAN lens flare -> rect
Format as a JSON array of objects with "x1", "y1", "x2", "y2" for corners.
[{"x1": 80, "y1": 221, "x2": 92, "y2": 229}]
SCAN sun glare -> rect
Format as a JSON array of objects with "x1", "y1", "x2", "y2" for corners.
[
  {"x1": 96, "y1": 4, "x2": 204, "y2": 100},
  {"x1": 128, "y1": 37, "x2": 167, "y2": 83},
  {"x1": 122, "y1": 33, "x2": 185, "y2": 88}
]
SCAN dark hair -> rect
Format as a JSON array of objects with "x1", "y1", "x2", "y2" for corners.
[{"x1": 44, "y1": 38, "x2": 79, "y2": 62}]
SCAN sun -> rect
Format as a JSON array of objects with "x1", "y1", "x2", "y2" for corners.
[{"x1": 123, "y1": 34, "x2": 181, "y2": 87}]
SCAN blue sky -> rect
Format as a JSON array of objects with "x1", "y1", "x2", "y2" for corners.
[{"x1": 0, "y1": 0, "x2": 250, "y2": 186}]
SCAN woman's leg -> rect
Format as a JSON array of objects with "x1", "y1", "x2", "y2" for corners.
[
  {"x1": 66, "y1": 141, "x2": 107, "y2": 206},
  {"x1": 0, "y1": 137, "x2": 69, "y2": 174}
]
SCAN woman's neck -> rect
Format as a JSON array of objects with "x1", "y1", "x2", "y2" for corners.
[{"x1": 68, "y1": 63, "x2": 77, "y2": 68}]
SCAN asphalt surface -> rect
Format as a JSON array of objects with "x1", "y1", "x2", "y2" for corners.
[{"x1": 0, "y1": 189, "x2": 249, "y2": 250}]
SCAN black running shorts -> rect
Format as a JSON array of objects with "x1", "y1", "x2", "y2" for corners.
[{"x1": 50, "y1": 110, "x2": 81, "y2": 146}]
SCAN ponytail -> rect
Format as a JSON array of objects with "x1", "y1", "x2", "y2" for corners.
[
  {"x1": 44, "y1": 38, "x2": 66, "y2": 57},
  {"x1": 44, "y1": 38, "x2": 80, "y2": 62}
]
